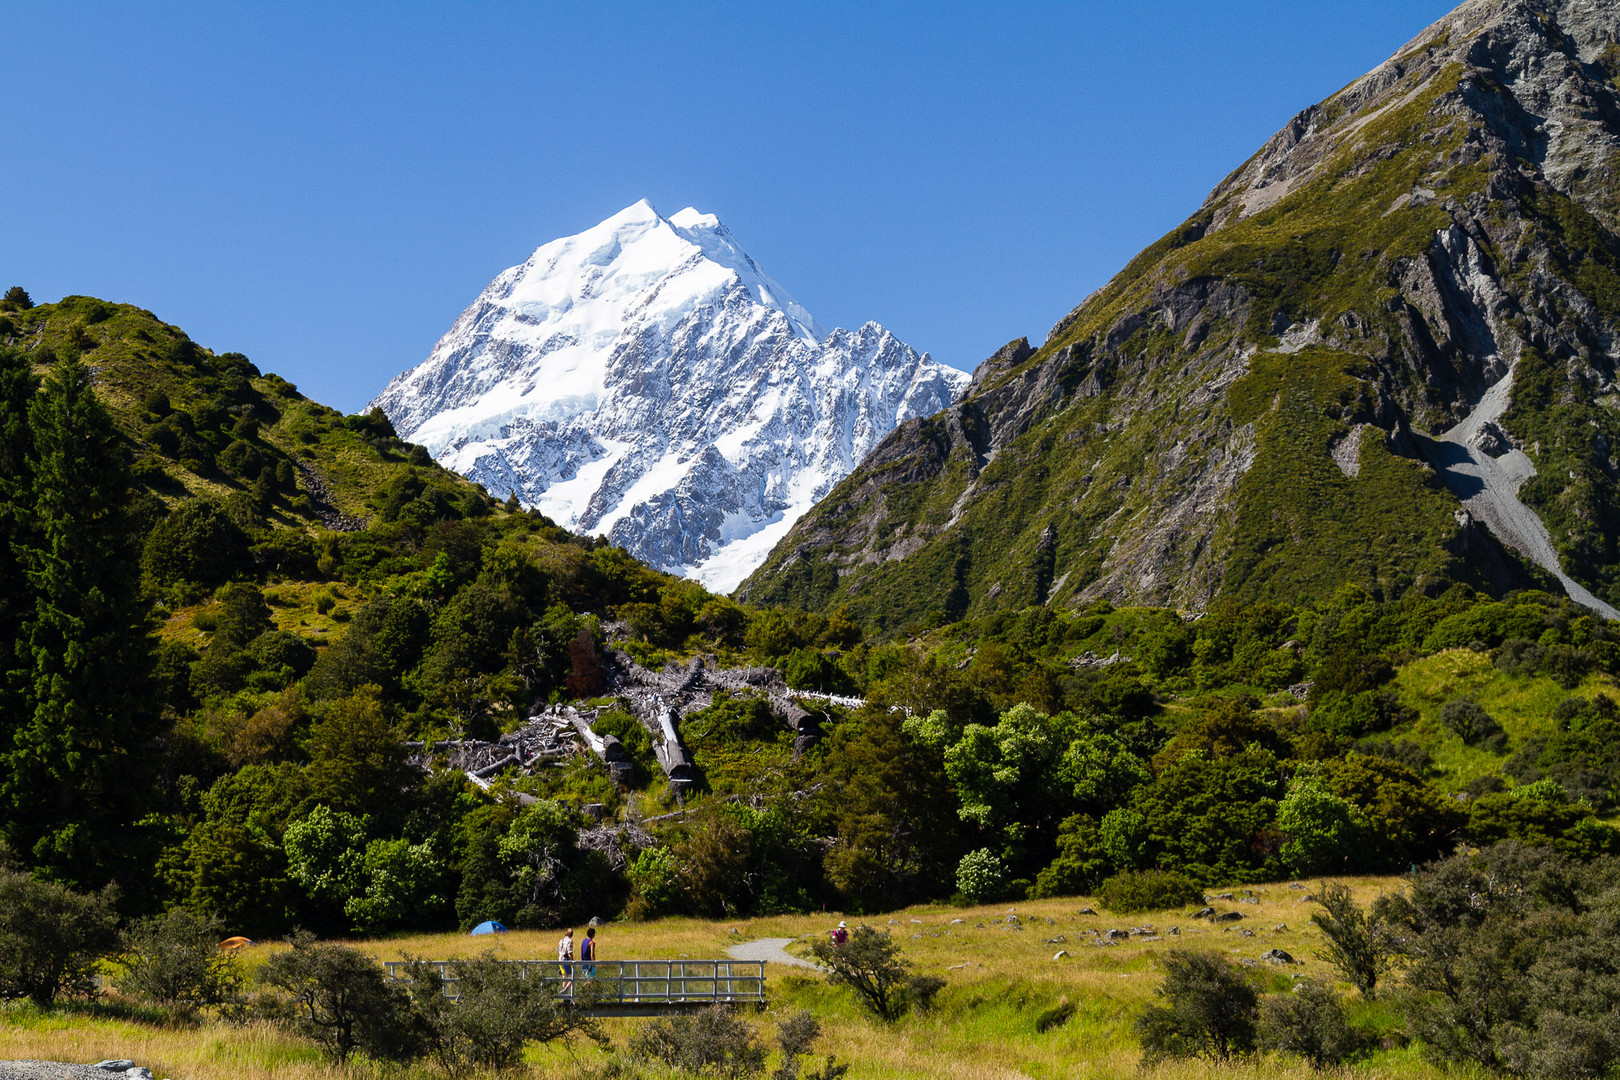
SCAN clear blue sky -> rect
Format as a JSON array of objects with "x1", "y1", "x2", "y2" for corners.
[{"x1": 2, "y1": 1, "x2": 1456, "y2": 413}]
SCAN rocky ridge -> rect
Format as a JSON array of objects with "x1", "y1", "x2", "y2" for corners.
[{"x1": 740, "y1": 0, "x2": 1620, "y2": 629}]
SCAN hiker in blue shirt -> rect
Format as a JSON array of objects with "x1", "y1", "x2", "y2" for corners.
[{"x1": 580, "y1": 926, "x2": 597, "y2": 979}]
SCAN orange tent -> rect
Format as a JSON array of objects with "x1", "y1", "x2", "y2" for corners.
[{"x1": 218, "y1": 936, "x2": 254, "y2": 950}]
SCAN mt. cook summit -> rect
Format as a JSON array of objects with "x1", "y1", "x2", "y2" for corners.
[{"x1": 373, "y1": 199, "x2": 967, "y2": 591}]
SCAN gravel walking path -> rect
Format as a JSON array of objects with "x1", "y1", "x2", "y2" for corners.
[{"x1": 726, "y1": 937, "x2": 823, "y2": 970}]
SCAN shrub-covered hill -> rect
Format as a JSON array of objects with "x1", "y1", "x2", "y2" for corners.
[
  {"x1": 0, "y1": 292, "x2": 487, "y2": 536},
  {"x1": 738, "y1": 0, "x2": 1620, "y2": 633}
]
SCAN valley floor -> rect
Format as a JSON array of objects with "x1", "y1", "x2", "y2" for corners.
[{"x1": 2, "y1": 878, "x2": 1459, "y2": 1080}]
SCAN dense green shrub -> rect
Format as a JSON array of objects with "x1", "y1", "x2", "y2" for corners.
[
  {"x1": 1134, "y1": 949, "x2": 1259, "y2": 1064},
  {"x1": 1097, "y1": 869, "x2": 1205, "y2": 914},
  {"x1": 0, "y1": 870, "x2": 120, "y2": 1005},
  {"x1": 773, "y1": 1010, "x2": 849, "y2": 1080},
  {"x1": 401, "y1": 951, "x2": 597, "y2": 1073},
  {"x1": 142, "y1": 497, "x2": 250, "y2": 588},
  {"x1": 1259, "y1": 978, "x2": 1373, "y2": 1070},
  {"x1": 117, "y1": 908, "x2": 242, "y2": 1010},
  {"x1": 1438, "y1": 698, "x2": 1508, "y2": 751},
  {"x1": 629, "y1": 1004, "x2": 767, "y2": 1079},
  {"x1": 807, "y1": 926, "x2": 941, "y2": 1022},
  {"x1": 1376, "y1": 843, "x2": 1620, "y2": 1078}
]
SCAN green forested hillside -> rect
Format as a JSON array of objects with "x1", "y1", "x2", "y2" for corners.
[{"x1": 2, "y1": 289, "x2": 1616, "y2": 943}]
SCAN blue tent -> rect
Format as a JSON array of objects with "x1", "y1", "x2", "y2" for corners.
[{"x1": 470, "y1": 920, "x2": 509, "y2": 935}]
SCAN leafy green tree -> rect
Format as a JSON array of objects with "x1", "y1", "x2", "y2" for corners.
[
  {"x1": 1465, "y1": 782, "x2": 1619, "y2": 858},
  {"x1": 0, "y1": 348, "x2": 39, "y2": 739},
  {"x1": 212, "y1": 582, "x2": 273, "y2": 651},
  {"x1": 1276, "y1": 775, "x2": 1371, "y2": 875},
  {"x1": 181, "y1": 763, "x2": 309, "y2": 936},
  {"x1": 284, "y1": 805, "x2": 367, "y2": 911},
  {"x1": 4, "y1": 356, "x2": 158, "y2": 885},
  {"x1": 820, "y1": 708, "x2": 960, "y2": 912},
  {"x1": 141, "y1": 497, "x2": 250, "y2": 590},
  {"x1": 2, "y1": 286, "x2": 33, "y2": 309},
  {"x1": 1439, "y1": 698, "x2": 1509, "y2": 751},
  {"x1": 1318, "y1": 754, "x2": 1463, "y2": 868},
  {"x1": 1032, "y1": 813, "x2": 1110, "y2": 897},
  {"x1": 257, "y1": 932, "x2": 420, "y2": 1065},
  {"x1": 1131, "y1": 746, "x2": 1284, "y2": 883},
  {"x1": 349, "y1": 836, "x2": 445, "y2": 931},
  {"x1": 942, "y1": 704, "x2": 1081, "y2": 856},
  {"x1": 303, "y1": 685, "x2": 414, "y2": 818}
]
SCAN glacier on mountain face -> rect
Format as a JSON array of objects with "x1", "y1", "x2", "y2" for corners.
[{"x1": 372, "y1": 199, "x2": 969, "y2": 592}]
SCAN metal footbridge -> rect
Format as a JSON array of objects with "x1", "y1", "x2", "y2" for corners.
[{"x1": 384, "y1": 959, "x2": 766, "y2": 1017}]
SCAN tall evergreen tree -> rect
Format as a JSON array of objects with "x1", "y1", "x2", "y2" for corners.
[
  {"x1": 3, "y1": 355, "x2": 158, "y2": 888},
  {"x1": 0, "y1": 347, "x2": 40, "y2": 730}
]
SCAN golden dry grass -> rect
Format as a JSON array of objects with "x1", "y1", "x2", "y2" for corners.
[{"x1": 2, "y1": 876, "x2": 1461, "y2": 1079}]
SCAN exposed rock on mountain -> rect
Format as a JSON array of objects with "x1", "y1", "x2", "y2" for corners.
[
  {"x1": 372, "y1": 201, "x2": 968, "y2": 591},
  {"x1": 740, "y1": 0, "x2": 1620, "y2": 631}
]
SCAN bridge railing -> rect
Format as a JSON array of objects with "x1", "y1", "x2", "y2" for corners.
[{"x1": 383, "y1": 959, "x2": 766, "y2": 1009}]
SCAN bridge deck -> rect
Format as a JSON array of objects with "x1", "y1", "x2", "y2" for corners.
[{"x1": 383, "y1": 959, "x2": 766, "y2": 1016}]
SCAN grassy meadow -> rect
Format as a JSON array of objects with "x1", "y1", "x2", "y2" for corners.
[{"x1": 2, "y1": 878, "x2": 1461, "y2": 1080}]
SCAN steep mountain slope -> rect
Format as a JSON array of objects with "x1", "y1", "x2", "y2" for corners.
[
  {"x1": 371, "y1": 200, "x2": 968, "y2": 592},
  {"x1": 0, "y1": 293, "x2": 491, "y2": 534},
  {"x1": 740, "y1": 0, "x2": 1620, "y2": 633}
]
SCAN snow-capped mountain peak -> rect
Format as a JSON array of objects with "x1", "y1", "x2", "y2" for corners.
[{"x1": 372, "y1": 201, "x2": 967, "y2": 591}]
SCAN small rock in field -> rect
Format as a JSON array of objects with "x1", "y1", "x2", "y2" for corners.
[
  {"x1": 1077, "y1": 907, "x2": 1098, "y2": 916},
  {"x1": 1053, "y1": 950, "x2": 1069, "y2": 960}
]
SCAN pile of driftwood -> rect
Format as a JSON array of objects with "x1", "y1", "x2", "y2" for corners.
[{"x1": 410, "y1": 649, "x2": 843, "y2": 797}]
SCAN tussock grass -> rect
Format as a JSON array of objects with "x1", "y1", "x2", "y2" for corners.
[{"x1": 5, "y1": 879, "x2": 1459, "y2": 1079}]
